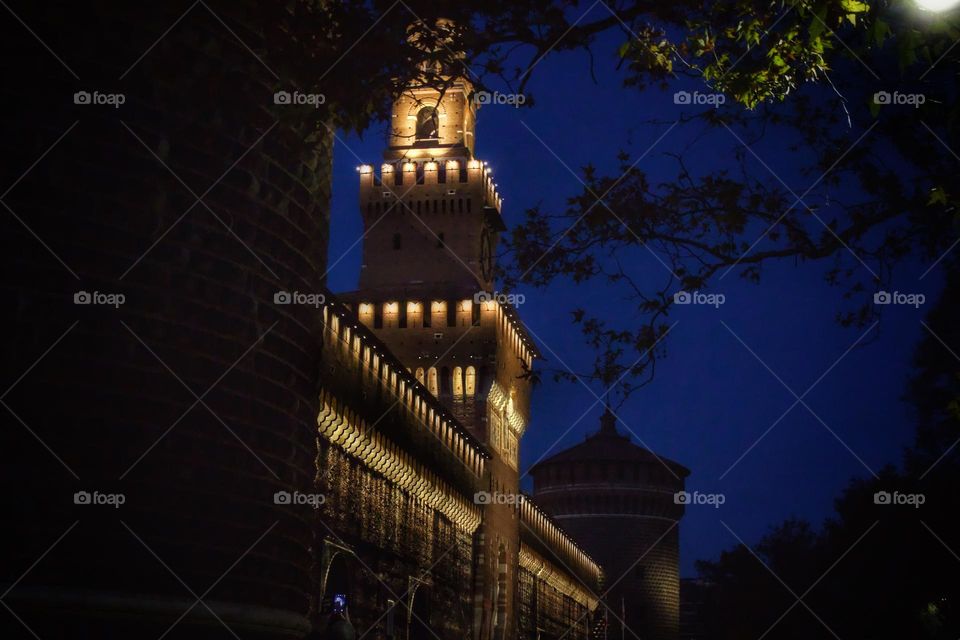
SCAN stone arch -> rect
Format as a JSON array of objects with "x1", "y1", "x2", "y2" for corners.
[{"x1": 415, "y1": 106, "x2": 439, "y2": 140}]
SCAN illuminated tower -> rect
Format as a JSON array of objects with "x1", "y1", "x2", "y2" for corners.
[
  {"x1": 340, "y1": 25, "x2": 537, "y2": 639},
  {"x1": 529, "y1": 411, "x2": 690, "y2": 640}
]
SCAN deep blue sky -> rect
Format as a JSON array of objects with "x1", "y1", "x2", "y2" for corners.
[{"x1": 325, "y1": 27, "x2": 942, "y2": 575}]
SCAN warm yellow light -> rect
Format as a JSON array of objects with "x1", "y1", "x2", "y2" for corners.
[
  {"x1": 403, "y1": 162, "x2": 415, "y2": 172},
  {"x1": 358, "y1": 164, "x2": 373, "y2": 174},
  {"x1": 446, "y1": 160, "x2": 459, "y2": 171},
  {"x1": 424, "y1": 161, "x2": 437, "y2": 171},
  {"x1": 381, "y1": 163, "x2": 394, "y2": 173},
  {"x1": 467, "y1": 159, "x2": 481, "y2": 169},
  {"x1": 916, "y1": 0, "x2": 959, "y2": 10}
]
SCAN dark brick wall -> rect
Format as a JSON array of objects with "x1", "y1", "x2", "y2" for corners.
[
  {"x1": 532, "y1": 454, "x2": 687, "y2": 640},
  {"x1": 1, "y1": 3, "x2": 331, "y2": 638}
]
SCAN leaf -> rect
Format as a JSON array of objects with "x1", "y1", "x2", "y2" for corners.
[
  {"x1": 809, "y1": 6, "x2": 828, "y2": 41},
  {"x1": 839, "y1": 0, "x2": 869, "y2": 13},
  {"x1": 928, "y1": 187, "x2": 948, "y2": 206}
]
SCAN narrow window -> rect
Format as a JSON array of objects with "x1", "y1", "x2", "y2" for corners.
[{"x1": 415, "y1": 107, "x2": 439, "y2": 140}]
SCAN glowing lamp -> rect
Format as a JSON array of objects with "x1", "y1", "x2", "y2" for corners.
[
  {"x1": 358, "y1": 164, "x2": 373, "y2": 174},
  {"x1": 916, "y1": 0, "x2": 959, "y2": 9},
  {"x1": 402, "y1": 162, "x2": 416, "y2": 172},
  {"x1": 381, "y1": 163, "x2": 394, "y2": 173}
]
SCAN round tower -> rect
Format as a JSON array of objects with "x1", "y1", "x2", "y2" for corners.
[{"x1": 529, "y1": 410, "x2": 689, "y2": 640}]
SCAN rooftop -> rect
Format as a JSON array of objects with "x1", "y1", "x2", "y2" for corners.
[{"x1": 528, "y1": 409, "x2": 690, "y2": 477}]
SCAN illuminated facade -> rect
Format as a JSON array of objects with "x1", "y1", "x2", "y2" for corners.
[{"x1": 315, "y1": 46, "x2": 601, "y2": 639}]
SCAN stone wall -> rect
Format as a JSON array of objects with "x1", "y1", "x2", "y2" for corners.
[{"x1": 2, "y1": 3, "x2": 331, "y2": 638}]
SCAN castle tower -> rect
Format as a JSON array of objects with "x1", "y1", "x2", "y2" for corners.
[
  {"x1": 340, "y1": 23, "x2": 537, "y2": 639},
  {"x1": 529, "y1": 410, "x2": 690, "y2": 640},
  {"x1": 355, "y1": 46, "x2": 503, "y2": 295}
]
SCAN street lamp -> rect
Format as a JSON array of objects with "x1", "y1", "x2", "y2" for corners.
[{"x1": 915, "y1": 0, "x2": 960, "y2": 11}]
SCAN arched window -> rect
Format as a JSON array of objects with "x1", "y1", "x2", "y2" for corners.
[
  {"x1": 465, "y1": 366, "x2": 476, "y2": 396},
  {"x1": 415, "y1": 106, "x2": 439, "y2": 140},
  {"x1": 415, "y1": 367, "x2": 425, "y2": 385},
  {"x1": 427, "y1": 367, "x2": 438, "y2": 396},
  {"x1": 452, "y1": 366, "x2": 463, "y2": 396}
]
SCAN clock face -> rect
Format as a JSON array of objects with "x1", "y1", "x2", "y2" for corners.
[{"x1": 480, "y1": 230, "x2": 493, "y2": 279}]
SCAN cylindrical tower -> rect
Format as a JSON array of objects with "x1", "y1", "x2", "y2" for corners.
[{"x1": 529, "y1": 410, "x2": 689, "y2": 640}]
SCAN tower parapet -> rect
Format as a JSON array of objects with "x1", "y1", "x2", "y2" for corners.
[{"x1": 529, "y1": 411, "x2": 690, "y2": 640}]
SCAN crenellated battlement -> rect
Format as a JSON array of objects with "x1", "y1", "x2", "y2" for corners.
[
  {"x1": 349, "y1": 296, "x2": 538, "y2": 368},
  {"x1": 320, "y1": 295, "x2": 491, "y2": 480},
  {"x1": 519, "y1": 494, "x2": 603, "y2": 589},
  {"x1": 317, "y1": 391, "x2": 483, "y2": 533},
  {"x1": 358, "y1": 158, "x2": 503, "y2": 215},
  {"x1": 519, "y1": 543, "x2": 601, "y2": 610}
]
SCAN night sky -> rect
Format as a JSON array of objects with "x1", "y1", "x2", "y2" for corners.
[{"x1": 325, "y1": 27, "x2": 942, "y2": 575}]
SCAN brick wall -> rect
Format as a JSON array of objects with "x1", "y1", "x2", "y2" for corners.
[{"x1": 2, "y1": 3, "x2": 332, "y2": 638}]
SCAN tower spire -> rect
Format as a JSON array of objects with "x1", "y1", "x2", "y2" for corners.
[{"x1": 598, "y1": 405, "x2": 618, "y2": 436}]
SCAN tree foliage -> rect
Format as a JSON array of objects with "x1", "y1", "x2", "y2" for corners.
[{"x1": 499, "y1": 0, "x2": 959, "y2": 398}]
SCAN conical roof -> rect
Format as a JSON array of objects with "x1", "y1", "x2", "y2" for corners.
[{"x1": 529, "y1": 409, "x2": 689, "y2": 477}]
